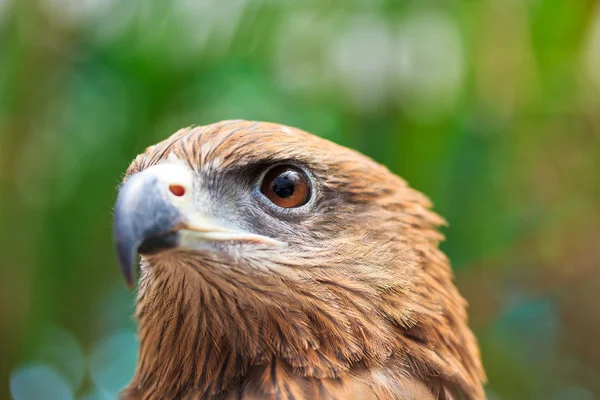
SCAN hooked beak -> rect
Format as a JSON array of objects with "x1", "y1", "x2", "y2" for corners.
[{"x1": 113, "y1": 163, "x2": 284, "y2": 289}]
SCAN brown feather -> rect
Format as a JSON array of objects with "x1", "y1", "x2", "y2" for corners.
[{"x1": 120, "y1": 120, "x2": 486, "y2": 399}]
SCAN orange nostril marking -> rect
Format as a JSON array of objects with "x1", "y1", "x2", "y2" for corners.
[{"x1": 169, "y1": 184, "x2": 186, "y2": 197}]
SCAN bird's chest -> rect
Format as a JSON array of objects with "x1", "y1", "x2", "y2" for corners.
[
  {"x1": 176, "y1": 364, "x2": 434, "y2": 400},
  {"x1": 222, "y1": 375, "x2": 376, "y2": 400}
]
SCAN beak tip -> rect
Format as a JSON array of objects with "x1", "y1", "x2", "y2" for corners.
[{"x1": 115, "y1": 239, "x2": 138, "y2": 289}]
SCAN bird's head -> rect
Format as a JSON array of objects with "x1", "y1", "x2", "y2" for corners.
[
  {"x1": 114, "y1": 120, "x2": 429, "y2": 300},
  {"x1": 113, "y1": 120, "x2": 484, "y2": 398}
]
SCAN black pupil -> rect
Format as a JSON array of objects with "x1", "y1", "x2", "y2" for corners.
[{"x1": 272, "y1": 172, "x2": 296, "y2": 198}]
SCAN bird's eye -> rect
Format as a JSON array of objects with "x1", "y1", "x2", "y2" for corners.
[{"x1": 260, "y1": 165, "x2": 310, "y2": 208}]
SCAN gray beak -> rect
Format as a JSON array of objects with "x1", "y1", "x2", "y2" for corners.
[{"x1": 113, "y1": 171, "x2": 184, "y2": 288}]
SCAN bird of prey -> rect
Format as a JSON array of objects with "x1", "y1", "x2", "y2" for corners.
[{"x1": 113, "y1": 120, "x2": 486, "y2": 400}]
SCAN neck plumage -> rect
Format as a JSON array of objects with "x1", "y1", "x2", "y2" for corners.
[
  {"x1": 124, "y1": 257, "x2": 398, "y2": 399},
  {"x1": 123, "y1": 241, "x2": 485, "y2": 400}
]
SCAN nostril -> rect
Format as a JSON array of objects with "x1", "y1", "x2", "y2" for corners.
[{"x1": 169, "y1": 184, "x2": 186, "y2": 197}]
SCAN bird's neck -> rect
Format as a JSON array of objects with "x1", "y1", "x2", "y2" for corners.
[{"x1": 126, "y1": 260, "x2": 396, "y2": 398}]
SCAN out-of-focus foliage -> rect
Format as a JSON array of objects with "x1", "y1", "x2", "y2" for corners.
[{"x1": 1, "y1": 0, "x2": 599, "y2": 398}]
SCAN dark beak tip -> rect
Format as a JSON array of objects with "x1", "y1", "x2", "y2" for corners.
[{"x1": 115, "y1": 238, "x2": 138, "y2": 290}]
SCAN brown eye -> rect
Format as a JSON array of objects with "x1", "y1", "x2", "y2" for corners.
[{"x1": 260, "y1": 166, "x2": 310, "y2": 208}]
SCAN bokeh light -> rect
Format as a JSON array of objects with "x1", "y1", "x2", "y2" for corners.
[
  {"x1": 88, "y1": 330, "x2": 138, "y2": 397},
  {"x1": 11, "y1": 364, "x2": 74, "y2": 400}
]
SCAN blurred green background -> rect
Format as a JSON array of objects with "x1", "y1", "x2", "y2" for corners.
[{"x1": 1, "y1": 0, "x2": 600, "y2": 399}]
